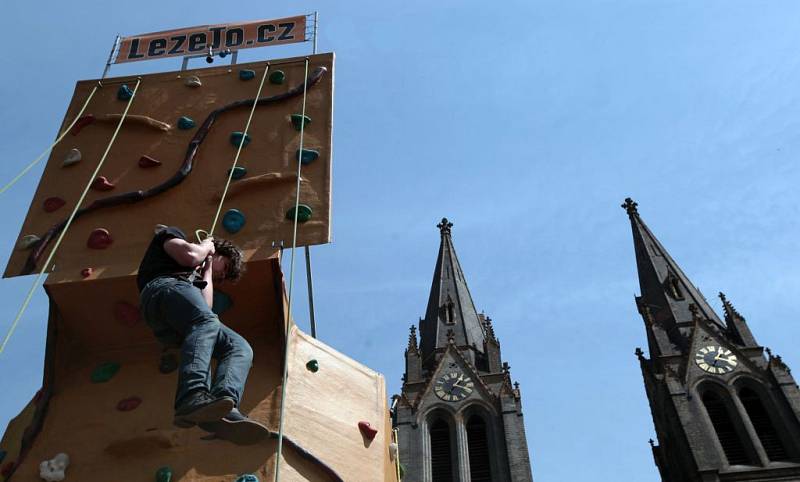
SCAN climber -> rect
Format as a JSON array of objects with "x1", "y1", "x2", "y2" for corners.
[{"x1": 137, "y1": 225, "x2": 267, "y2": 444}]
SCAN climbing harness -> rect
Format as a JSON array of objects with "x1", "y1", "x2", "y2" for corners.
[
  {"x1": 0, "y1": 84, "x2": 101, "y2": 195},
  {"x1": 0, "y1": 79, "x2": 142, "y2": 355},
  {"x1": 274, "y1": 57, "x2": 311, "y2": 482}
]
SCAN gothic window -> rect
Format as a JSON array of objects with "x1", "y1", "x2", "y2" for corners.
[
  {"x1": 430, "y1": 418, "x2": 454, "y2": 482},
  {"x1": 701, "y1": 390, "x2": 755, "y2": 465},
  {"x1": 664, "y1": 273, "x2": 684, "y2": 300},
  {"x1": 739, "y1": 387, "x2": 790, "y2": 461},
  {"x1": 445, "y1": 301, "x2": 455, "y2": 325},
  {"x1": 467, "y1": 415, "x2": 492, "y2": 482}
]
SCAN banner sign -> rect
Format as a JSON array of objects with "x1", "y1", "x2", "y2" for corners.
[{"x1": 115, "y1": 15, "x2": 307, "y2": 64}]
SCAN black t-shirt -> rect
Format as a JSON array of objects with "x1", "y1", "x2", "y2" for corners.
[{"x1": 137, "y1": 226, "x2": 194, "y2": 292}]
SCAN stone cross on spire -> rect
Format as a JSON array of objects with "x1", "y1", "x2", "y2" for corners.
[{"x1": 437, "y1": 217, "x2": 453, "y2": 236}]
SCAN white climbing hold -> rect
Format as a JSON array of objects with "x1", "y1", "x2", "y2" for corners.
[
  {"x1": 17, "y1": 234, "x2": 41, "y2": 250},
  {"x1": 39, "y1": 453, "x2": 69, "y2": 481},
  {"x1": 62, "y1": 148, "x2": 81, "y2": 167},
  {"x1": 185, "y1": 76, "x2": 202, "y2": 88},
  {"x1": 389, "y1": 442, "x2": 398, "y2": 462}
]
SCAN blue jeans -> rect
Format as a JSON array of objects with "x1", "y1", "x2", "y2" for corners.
[{"x1": 140, "y1": 276, "x2": 253, "y2": 409}]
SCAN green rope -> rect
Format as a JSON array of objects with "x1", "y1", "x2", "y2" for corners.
[
  {"x1": 0, "y1": 79, "x2": 141, "y2": 355},
  {"x1": 209, "y1": 64, "x2": 271, "y2": 236},
  {"x1": 274, "y1": 57, "x2": 310, "y2": 482},
  {"x1": 0, "y1": 84, "x2": 101, "y2": 195}
]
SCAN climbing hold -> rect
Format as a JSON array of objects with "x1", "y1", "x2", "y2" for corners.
[
  {"x1": 296, "y1": 148, "x2": 320, "y2": 165},
  {"x1": 306, "y1": 359, "x2": 319, "y2": 373},
  {"x1": 358, "y1": 421, "x2": 378, "y2": 441},
  {"x1": 389, "y1": 442, "x2": 398, "y2": 461},
  {"x1": 113, "y1": 301, "x2": 140, "y2": 326},
  {"x1": 17, "y1": 234, "x2": 41, "y2": 250},
  {"x1": 177, "y1": 116, "x2": 195, "y2": 130},
  {"x1": 285, "y1": 204, "x2": 313, "y2": 223},
  {"x1": 91, "y1": 176, "x2": 115, "y2": 191},
  {"x1": 117, "y1": 84, "x2": 133, "y2": 101},
  {"x1": 222, "y1": 209, "x2": 246, "y2": 234},
  {"x1": 0, "y1": 449, "x2": 5, "y2": 464},
  {"x1": 290, "y1": 114, "x2": 311, "y2": 131},
  {"x1": 159, "y1": 352, "x2": 178, "y2": 374},
  {"x1": 230, "y1": 131, "x2": 251, "y2": 148},
  {"x1": 0, "y1": 461, "x2": 12, "y2": 477},
  {"x1": 184, "y1": 76, "x2": 202, "y2": 88},
  {"x1": 139, "y1": 155, "x2": 162, "y2": 168},
  {"x1": 39, "y1": 453, "x2": 69, "y2": 482},
  {"x1": 87, "y1": 228, "x2": 113, "y2": 249},
  {"x1": 212, "y1": 291, "x2": 233, "y2": 316},
  {"x1": 91, "y1": 362, "x2": 120, "y2": 383},
  {"x1": 43, "y1": 197, "x2": 66, "y2": 213},
  {"x1": 156, "y1": 466, "x2": 173, "y2": 482},
  {"x1": 228, "y1": 166, "x2": 247, "y2": 180},
  {"x1": 239, "y1": 69, "x2": 256, "y2": 81},
  {"x1": 71, "y1": 114, "x2": 95, "y2": 135},
  {"x1": 81, "y1": 268, "x2": 93, "y2": 278},
  {"x1": 62, "y1": 148, "x2": 81, "y2": 167},
  {"x1": 269, "y1": 70, "x2": 285, "y2": 84},
  {"x1": 234, "y1": 475, "x2": 259, "y2": 482},
  {"x1": 116, "y1": 396, "x2": 142, "y2": 412}
]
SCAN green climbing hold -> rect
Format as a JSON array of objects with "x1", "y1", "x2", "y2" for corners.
[
  {"x1": 239, "y1": 70, "x2": 256, "y2": 81},
  {"x1": 222, "y1": 209, "x2": 246, "y2": 234},
  {"x1": 91, "y1": 362, "x2": 120, "y2": 383},
  {"x1": 290, "y1": 114, "x2": 311, "y2": 131},
  {"x1": 230, "y1": 132, "x2": 251, "y2": 148},
  {"x1": 269, "y1": 70, "x2": 285, "y2": 84},
  {"x1": 117, "y1": 84, "x2": 133, "y2": 101},
  {"x1": 228, "y1": 166, "x2": 247, "y2": 180},
  {"x1": 156, "y1": 466, "x2": 172, "y2": 482},
  {"x1": 285, "y1": 204, "x2": 313, "y2": 223},
  {"x1": 235, "y1": 475, "x2": 259, "y2": 482},
  {"x1": 177, "y1": 116, "x2": 195, "y2": 130},
  {"x1": 296, "y1": 148, "x2": 320, "y2": 165},
  {"x1": 306, "y1": 359, "x2": 319, "y2": 373}
]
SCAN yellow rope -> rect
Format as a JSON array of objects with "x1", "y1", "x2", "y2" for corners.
[
  {"x1": 209, "y1": 64, "x2": 270, "y2": 236},
  {"x1": 274, "y1": 57, "x2": 310, "y2": 482},
  {"x1": 393, "y1": 428, "x2": 402, "y2": 481},
  {"x1": 0, "y1": 84, "x2": 101, "y2": 195},
  {"x1": 0, "y1": 79, "x2": 141, "y2": 355}
]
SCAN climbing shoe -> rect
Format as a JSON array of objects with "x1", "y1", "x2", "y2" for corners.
[
  {"x1": 198, "y1": 408, "x2": 271, "y2": 445},
  {"x1": 173, "y1": 391, "x2": 235, "y2": 428}
]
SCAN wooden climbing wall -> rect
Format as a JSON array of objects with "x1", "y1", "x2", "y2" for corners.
[{"x1": 4, "y1": 52, "x2": 334, "y2": 280}]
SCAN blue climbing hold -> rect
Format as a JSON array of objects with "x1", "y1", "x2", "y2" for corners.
[
  {"x1": 212, "y1": 291, "x2": 233, "y2": 315},
  {"x1": 177, "y1": 116, "x2": 195, "y2": 130},
  {"x1": 117, "y1": 84, "x2": 133, "y2": 101},
  {"x1": 230, "y1": 132, "x2": 251, "y2": 148},
  {"x1": 290, "y1": 114, "x2": 311, "y2": 131},
  {"x1": 239, "y1": 70, "x2": 256, "y2": 81},
  {"x1": 296, "y1": 149, "x2": 320, "y2": 165},
  {"x1": 222, "y1": 209, "x2": 246, "y2": 234},
  {"x1": 228, "y1": 166, "x2": 247, "y2": 180},
  {"x1": 234, "y1": 475, "x2": 259, "y2": 482},
  {"x1": 0, "y1": 449, "x2": 6, "y2": 464}
]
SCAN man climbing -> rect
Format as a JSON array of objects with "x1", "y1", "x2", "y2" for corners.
[{"x1": 137, "y1": 225, "x2": 267, "y2": 444}]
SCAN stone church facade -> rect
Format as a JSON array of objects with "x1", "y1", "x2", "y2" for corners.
[{"x1": 393, "y1": 219, "x2": 533, "y2": 482}]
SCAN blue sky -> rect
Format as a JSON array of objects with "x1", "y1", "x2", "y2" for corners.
[{"x1": 2, "y1": 1, "x2": 800, "y2": 480}]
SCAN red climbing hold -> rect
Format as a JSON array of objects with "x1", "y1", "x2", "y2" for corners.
[
  {"x1": 358, "y1": 421, "x2": 378, "y2": 441},
  {"x1": 43, "y1": 197, "x2": 66, "y2": 213},
  {"x1": 138, "y1": 155, "x2": 162, "y2": 168},
  {"x1": 91, "y1": 176, "x2": 115, "y2": 191},
  {"x1": 81, "y1": 268, "x2": 93, "y2": 278},
  {"x1": 71, "y1": 114, "x2": 95, "y2": 135},
  {"x1": 117, "y1": 396, "x2": 142, "y2": 412},
  {"x1": 87, "y1": 228, "x2": 113, "y2": 249},
  {"x1": 113, "y1": 301, "x2": 140, "y2": 326}
]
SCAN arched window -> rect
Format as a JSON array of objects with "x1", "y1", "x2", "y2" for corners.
[
  {"x1": 702, "y1": 390, "x2": 754, "y2": 465},
  {"x1": 430, "y1": 418, "x2": 454, "y2": 482},
  {"x1": 467, "y1": 415, "x2": 491, "y2": 481},
  {"x1": 739, "y1": 387, "x2": 790, "y2": 461}
]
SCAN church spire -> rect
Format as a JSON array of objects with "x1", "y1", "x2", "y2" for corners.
[{"x1": 418, "y1": 218, "x2": 486, "y2": 366}]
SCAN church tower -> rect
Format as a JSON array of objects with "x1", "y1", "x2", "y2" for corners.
[
  {"x1": 393, "y1": 219, "x2": 533, "y2": 482},
  {"x1": 622, "y1": 198, "x2": 800, "y2": 481}
]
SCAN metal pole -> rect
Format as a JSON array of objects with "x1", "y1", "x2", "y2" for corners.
[
  {"x1": 313, "y1": 11, "x2": 318, "y2": 54},
  {"x1": 304, "y1": 246, "x2": 317, "y2": 338},
  {"x1": 102, "y1": 35, "x2": 121, "y2": 79}
]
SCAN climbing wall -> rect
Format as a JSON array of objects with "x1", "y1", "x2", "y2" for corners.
[{"x1": 4, "y1": 52, "x2": 334, "y2": 279}]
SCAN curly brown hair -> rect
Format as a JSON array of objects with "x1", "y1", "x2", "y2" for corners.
[{"x1": 213, "y1": 238, "x2": 245, "y2": 281}]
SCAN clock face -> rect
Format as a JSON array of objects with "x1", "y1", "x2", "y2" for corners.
[
  {"x1": 434, "y1": 371, "x2": 474, "y2": 402},
  {"x1": 695, "y1": 345, "x2": 738, "y2": 374}
]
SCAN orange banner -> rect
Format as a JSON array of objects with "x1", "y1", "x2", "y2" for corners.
[{"x1": 115, "y1": 15, "x2": 307, "y2": 64}]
